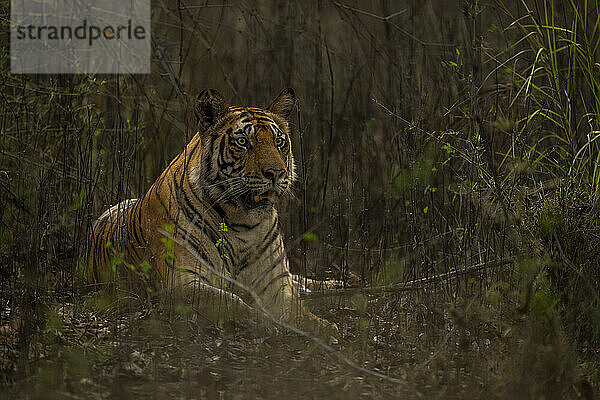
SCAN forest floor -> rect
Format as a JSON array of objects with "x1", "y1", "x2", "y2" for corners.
[{"x1": 1, "y1": 273, "x2": 566, "y2": 400}]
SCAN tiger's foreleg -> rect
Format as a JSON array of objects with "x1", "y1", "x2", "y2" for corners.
[
  {"x1": 169, "y1": 277, "x2": 263, "y2": 329},
  {"x1": 242, "y1": 252, "x2": 339, "y2": 337}
]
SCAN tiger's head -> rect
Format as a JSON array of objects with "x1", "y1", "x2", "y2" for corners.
[{"x1": 192, "y1": 88, "x2": 297, "y2": 220}]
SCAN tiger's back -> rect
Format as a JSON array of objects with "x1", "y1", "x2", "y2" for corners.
[{"x1": 87, "y1": 198, "x2": 145, "y2": 283}]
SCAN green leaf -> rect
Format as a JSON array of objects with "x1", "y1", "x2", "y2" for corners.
[{"x1": 303, "y1": 232, "x2": 318, "y2": 242}]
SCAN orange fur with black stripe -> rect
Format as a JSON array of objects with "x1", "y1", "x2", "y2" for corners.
[{"x1": 87, "y1": 89, "x2": 335, "y2": 333}]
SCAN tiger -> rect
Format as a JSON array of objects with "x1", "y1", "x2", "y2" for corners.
[{"x1": 87, "y1": 88, "x2": 336, "y2": 335}]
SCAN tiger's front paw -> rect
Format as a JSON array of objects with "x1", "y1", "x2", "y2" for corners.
[{"x1": 298, "y1": 312, "x2": 339, "y2": 340}]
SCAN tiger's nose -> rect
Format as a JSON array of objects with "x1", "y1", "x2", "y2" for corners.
[{"x1": 263, "y1": 168, "x2": 286, "y2": 183}]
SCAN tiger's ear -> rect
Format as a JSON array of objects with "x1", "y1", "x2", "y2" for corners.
[
  {"x1": 195, "y1": 89, "x2": 229, "y2": 132},
  {"x1": 268, "y1": 88, "x2": 296, "y2": 121}
]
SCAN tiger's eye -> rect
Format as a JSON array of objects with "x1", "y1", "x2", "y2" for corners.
[
  {"x1": 236, "y1": 137, "x2": 248, "y2": 147},
  {"x1": 276, "y1": 137, "x2": 285, "y2": 147}
]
